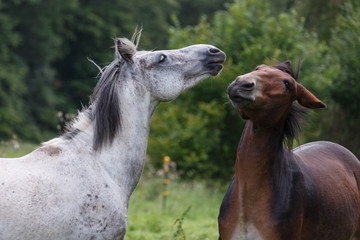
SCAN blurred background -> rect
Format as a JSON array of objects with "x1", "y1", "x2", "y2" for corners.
[
  {"x1": 1, "y1": 0, "x2": 360, "y2": 179},
  {"x1": 1, "y1": 0, "x2": 359, "y2": 238}
]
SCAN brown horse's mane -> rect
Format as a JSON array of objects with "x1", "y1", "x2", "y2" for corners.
[
  {"x1": 270, "y1": 61, "x2": 308, "y2": 224},
  {"x1": 272, "y1": 60, "x2": 306, "y2": 148}
]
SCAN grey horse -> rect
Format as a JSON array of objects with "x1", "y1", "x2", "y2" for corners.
[{"x1": 0, "y1": 30, "x2": 226, "y2": 239}]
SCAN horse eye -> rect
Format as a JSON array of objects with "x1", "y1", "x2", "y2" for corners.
[
  {"x1": 283, "y1": 80, "x2": 291, "y2": 90},
  {"x1": 159, "y1": 54, "x2": 167, "y2": 63}
]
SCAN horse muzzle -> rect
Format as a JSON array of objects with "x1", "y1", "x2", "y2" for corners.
[
  {"x1": 227, "y1": 76, "x2": 258, "y2": 108},
  {"x1": 205, "y1": 48, "x2": 226, "y2": 76}
]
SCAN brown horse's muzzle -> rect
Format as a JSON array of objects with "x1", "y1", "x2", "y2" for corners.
[{"x1": 227, "y1": 76, "x2": 257, "y2": 108}]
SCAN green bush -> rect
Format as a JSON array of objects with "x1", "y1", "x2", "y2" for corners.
[
  {"x1": 330, "y1": 1, "x2": 360, "y2": 118},
  {"x1": 317, "y1": 1, "x2": 360, "y2": 158}
]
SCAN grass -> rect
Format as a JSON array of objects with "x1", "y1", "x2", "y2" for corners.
[{"x1": 125, "y1": 177, "x2": 227, "y2": 240}]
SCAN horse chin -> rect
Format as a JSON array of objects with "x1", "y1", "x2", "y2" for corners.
[
  {"x1": 183, "y1": 73, "x2": 209, "y2": 89},
  {"x1": 205, "y1": 51, "x2": 226, "y2": 76},
  {"x1": 230, "y1": 98, "x2": 252, "y2": 110},
  {"x1": 207, "y1": 63, "x2": 224, "y2": 76}
]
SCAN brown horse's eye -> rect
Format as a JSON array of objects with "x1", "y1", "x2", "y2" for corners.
[{"x1": 283, "y1": 80, "x2": 291, "y2": 90}]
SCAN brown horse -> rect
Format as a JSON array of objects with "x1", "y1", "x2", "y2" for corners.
[{"x1": 218, "y1": 61, "x2": 360, "y2": 240}]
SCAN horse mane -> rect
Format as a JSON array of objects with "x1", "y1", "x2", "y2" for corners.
[
  {"x1": 270, "y1": 60, "x2": 307, "y2": 223},
  {"x1": 271, "y1": 146, "x2": 304, "y2": 225},
  {"x1": 272, "y1": 60, "x2": 306, "y2": 148},
  {"x1": 91, "y1": 60, "x2": 122, "y2": 151},
  {"x1": 60, "y1": 59, "x2": 123, "y2": 151},
  {"x1": 62, "y1": 29, "x2": 142, "y2": 151}
]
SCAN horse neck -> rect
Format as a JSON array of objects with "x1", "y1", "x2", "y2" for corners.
[
  {"x1": 236, "y1": 121, "x2": 284, "y2": 186},
  {"x1": 106, "y1": 81, "x2": 157, "y2": 187},
  {"x1": 89, "y1": 81, "x2": 158, "y2": 197}
]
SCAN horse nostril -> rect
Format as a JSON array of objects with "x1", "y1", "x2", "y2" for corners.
[
  {"x1": 209, "y1": 48, "x2": 220, "y2": 54},
  {"x1": 239, "y1": 81, "x2": 255, "y2": 90}
]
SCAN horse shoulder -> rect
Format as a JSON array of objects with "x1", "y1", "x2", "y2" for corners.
[
  {"x1": 218, "y1": 176, "x2": 242, "y2": 240},
  {"x1": 0, "y1": 146, "x2": 127, "y2": 239}
]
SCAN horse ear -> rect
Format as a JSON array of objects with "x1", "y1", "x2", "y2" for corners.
[
  {"x1": 115, "y1": 38, "x2": 135, "y2": 64},
  {"x1": 296, "y1": 84, "x2": 326, "y2": 109},
  {"x1": 115, "y1": 39, "x2": 123, "y2": 61}
]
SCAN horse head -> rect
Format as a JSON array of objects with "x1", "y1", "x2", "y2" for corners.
[
  {"x1": 113, "y1": 30, "x2": 226, "y2": 102},
  {"x1": 219, "y1": 61, "x2": 360, "y2": 240},
  {"x1": 227, "y1": 61, "x2": 325, "y2": 126},
  {"x1": 88, "y1": 29, "x2": 225, "y2": 151}
]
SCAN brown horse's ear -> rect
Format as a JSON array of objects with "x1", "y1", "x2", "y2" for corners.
[{"x1": 296, "y1": 84, "x2": 326, "y2": 109}]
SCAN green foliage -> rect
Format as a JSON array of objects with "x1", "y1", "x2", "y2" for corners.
[
  {"x1": 53, "y1": 0, "x2": 135, "y2": 113},
  {"x1": 149, "y1": 0, "x2": 338, "y2": 179},
  {"x1": 54, "y1": 0, "x2": 178, "y2": 112},
  {"x1": 0, "y1": 1, "x2": 27, "y2": 139},
  {"x1": 0, "y1": 0, "x2": 179, "y2": 141},
  {"x1": 173, "y1": 0, "x2": 233, "y2": 26},
  {"x1": 330, "y1": 1, "x2": 360, "y2": 118},
  {"x1": 129, "y1": 0, "x2": 178, "y2": 49},
  {"x1": 268, "y1": 0, "x2": 343, "y2": 41},
  {"x1": 0, "y1": 0, "x2": 78, "y2": 140},
  {"x1": 170, "y1": 0, "x2": 338, "y2": 96},
  {"x1": 317, "y1": 1, "x2": 360, "y2": 157},
  {"x1": 294, "y1": 0, "x2": 343, "y2": 41},
  {"x1": 149, "y1": 99, "x2": 231, "y2": 179}
]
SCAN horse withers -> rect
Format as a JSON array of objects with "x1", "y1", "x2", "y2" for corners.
[
  {"x1": 0, "y1": 30, "x2": 226, "y2": 240},
  {"x1": 218, "y1": 61, "x2": 360, "y2": 240}
]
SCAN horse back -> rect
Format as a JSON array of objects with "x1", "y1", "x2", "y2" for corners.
[
  {"x1": 293, "y1": 141, "x2": 360, "y2": 239},
  {"x1": 294, "y1": 141, "x2": 359, "y2": 169}
]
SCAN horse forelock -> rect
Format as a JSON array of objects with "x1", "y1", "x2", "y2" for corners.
[
  {"x1": 272, "y1": 60, "x2": 300, "y2": 81},
  {"x1": 91, "y1": 60, "x2": 122, "y2": 151}
]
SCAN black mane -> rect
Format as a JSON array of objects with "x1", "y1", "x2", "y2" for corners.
[
  {"x1": 91, "y1": 60, "x2": 122, "y2": 151},
  {"x1": 91, "y1": 34, "x2": 140, "y2": 151},
  {"x1": 61, "y1": 34, "x2": 141, "y2": 152},
  {"x1": 270, "y1": 60, "x2": 307, "y2": 227},
  {"x1": 60, "y1": 59, "x2": 125, "y2": 151}
]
